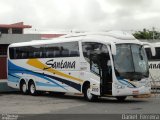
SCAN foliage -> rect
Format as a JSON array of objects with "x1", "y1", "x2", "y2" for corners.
[{"x1": 133, "y1": 28, "x2": 160, "y2": 40}]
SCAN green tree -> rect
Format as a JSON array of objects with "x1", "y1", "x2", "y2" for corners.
[{"x1": 133, "y1": 28, "x2": 160, "y2": 40}]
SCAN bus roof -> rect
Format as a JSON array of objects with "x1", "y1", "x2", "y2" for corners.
[
  {"x1": 62, "y1": 31, "x2": 135, "y2": 40},
  {"x1": 144, "y1": 42, "x2": 160, "y2": 48},
  {"x1": 153, "y1": 42, "x2": 160, "y2": 47},
  {"x1": 9, "y1": 31, "x2": 140, "y2": 47}
]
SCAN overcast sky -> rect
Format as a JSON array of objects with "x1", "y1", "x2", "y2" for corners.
[{"x1": 0, "y1": 0, "x2": 160, "y2": 32}]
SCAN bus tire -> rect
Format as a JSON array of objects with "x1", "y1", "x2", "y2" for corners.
[
  {"x1": 20, "y1": 80, "x2": 28, "y2": 94},
  {"x1": 84, "y1": 84, "x2": 98, "y2": 102},
  {"x1": 116, "y1": 96, "x2": 127, "y2": 102},
  {"x1": 29, "y1": 81, "x2": 37, "y2": 96}
]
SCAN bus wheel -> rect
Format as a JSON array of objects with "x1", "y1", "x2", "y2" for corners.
[
  {"x1": 116, "y1": 96, "x2": 127, "y2": 102},
  {"x1": 20, "y1": 81, "x2": 28, "y2": 94},
  {"x1": 29, "y1": 82, "x2": 37, "y2": 95},
  {"x1": 84, "y1": 84, "x2": 98, "y2": 102}
]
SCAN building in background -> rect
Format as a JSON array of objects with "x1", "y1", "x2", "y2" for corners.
[{"x1": 0, "y1": 22, "x2": 64, "y2": 91}]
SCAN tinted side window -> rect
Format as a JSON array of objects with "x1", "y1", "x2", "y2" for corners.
[
  {"x1": 45, "y1": 42, "x2": 79, "y2": 58},
  {"x1": 145, "y1": 48, "x2": 152, "y2": 60},
  {"x1": 19, "y1": 47, "x2": 28, "y2": 59},
  {"x1": 9, "y1": 48, "x2": 16, "y2": 59},
  {"x1": 82, "y1": 42, "x2": 110, "y2": 76},
  {"x1": 15, "y1": 47, "x2": 24, "y2": 59},
  {"x1": 28, "y1": 46, "x2": 45, "y2": 58},
  {"x1": 9, "y1": 47, "x2": 24, "y2": 59},
  {"x1": 61, "y1": 42, "x2": 79, "y2": 57},
  {"x1": 153, "y1": 47, "x2": 160, "y2": 60},
  {"x1": 45, "y1": 43, "x2": 61, "y2": 58},
  {"x1": 9, "y1": 42, "x2": 80, "y2": 59},
  {"x1": 145, "y1": 47, "x2": 160, "y2": 61},
  {"x1": 9, "y1": 45, "x2": 45, "y2": 59},
  {"x1": 82, "y1": 42, "x2": 109, "y2": 62}
]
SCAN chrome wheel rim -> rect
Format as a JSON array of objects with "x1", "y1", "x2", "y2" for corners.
[
  {"x1": 87, "y1": 88, "x2": 92, "y2": 100},
  {"x1": 30, "y1": 84, "x2": 35, "y2": 94},
  {"x1": 22, "y1": 84, "x2": 27, "y2": 93}
]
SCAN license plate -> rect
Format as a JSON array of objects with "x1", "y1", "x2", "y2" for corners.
[{"x1": 132, "y1": 90, "x2": 139, "y2": 95}]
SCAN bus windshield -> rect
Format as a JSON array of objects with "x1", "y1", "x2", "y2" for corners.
[{"x1": 113, "y1": 44, "x2": 149, "y2": 80}]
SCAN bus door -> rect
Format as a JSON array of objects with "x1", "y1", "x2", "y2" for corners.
[{"x1": 90, "y1": 44, "x2": 112, "y2": 95}]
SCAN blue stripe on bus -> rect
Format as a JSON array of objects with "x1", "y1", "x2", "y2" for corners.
[
  {"x1": 8, "y1": 74, "x2": 19, "y2": 83},
  {"x1": 8, "y1": 61, "x2": 67, "y2": 90},
  {"x1": 117, "y1": 76, "x2": 136, "y2": 88},
  {"x1": 36, "y1": 81, "x2": 68, "y2": 87},
  {"x1": 42, "y1": 73, "x2": 81, "y2": 91},
  {"x1": 8, "y1": 60, "x2": 81, "y2": 91},
  {"x1": 8, "y1": 73, "x2": 20, "y2": 79}
]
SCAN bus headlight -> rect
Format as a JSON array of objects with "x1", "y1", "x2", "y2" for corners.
[
  {"x1": 116, "y1": 85, "x2": 125, "y2": 89},
  {"x1": 115, "y1": 83, "x2": 125, "y2": 89}
]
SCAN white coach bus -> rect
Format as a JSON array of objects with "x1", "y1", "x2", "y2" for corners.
[
  {"x1": 145, "y1": 42, "x2": 160, "y2": 88},
  {"x1": 7, "y1": 31, "x2": 155, "y2": 101}
]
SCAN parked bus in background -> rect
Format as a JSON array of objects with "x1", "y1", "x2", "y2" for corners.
[
  {"x1": 7, "y1": 31, "x2": 155, "y2": 102},
  {"x1": 145, "y1": 42, "x2": 160, "y2": 88}
]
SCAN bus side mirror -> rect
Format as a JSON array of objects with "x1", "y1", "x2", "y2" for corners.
[
  {"x1": 142, "y1": 42, "x2": 156, "y2": 56},
  {"x1": 111, "y1": 42, "x2": 116, "y2": 55}
]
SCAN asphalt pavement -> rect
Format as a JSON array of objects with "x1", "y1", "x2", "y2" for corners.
[{"x1": 0, "y1": 92, "x2": 160, "y2": 120}]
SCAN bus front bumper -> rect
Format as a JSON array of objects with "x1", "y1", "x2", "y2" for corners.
[{"x1": 112, "y1": 86, "x2": 151, "y2": 96}]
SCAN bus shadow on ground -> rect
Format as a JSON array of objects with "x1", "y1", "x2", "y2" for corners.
[
  {"x1": 0, "y1": 91, "x2": 150, "y2": 104},
  {"x1": 34, "y1": 92, "x2": 152, "y2": 104}
]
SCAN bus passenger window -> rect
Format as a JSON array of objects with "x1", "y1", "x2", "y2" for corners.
[
  {"x1": 45, "y1": 42, "x2": 79, "y2": 58},
  {"x1": 9, "y1": 48, "x2": 16, "y2": 59},
  {"x1": 34, "y1": 52, "x2": 40, "y2": 58},
  {"x1": 54, "y1": 50, "x2": 61, "y2": 57},
  {"x1": 59, "y1": 42, "x2": 79, "y2": 57},
  {"x1": 61, "y1": 50, "x2": 69, "y2": 57},
  {"x1": 45, "y1": 43, "x2": 60, "y2": 58},
  {"x1": 22, "y1": 53, "x2": 27, "y2": 59},
  {"x1": 145, "y1": 48, "x2": 152, "y2": 61},
  {"x1": 29, "y1": 52, "x2": 34, "y2": 58},
  {"x1": 70, "y1": 51, "x2": 79, "y2": 57},
  {"x1": 145, "y1": 47, "x2": 160, "y2": 61}
]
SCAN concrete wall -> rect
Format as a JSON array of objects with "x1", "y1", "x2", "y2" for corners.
[{"x1": 0, "y1": 34, "x2": 41, "y2": 44}]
